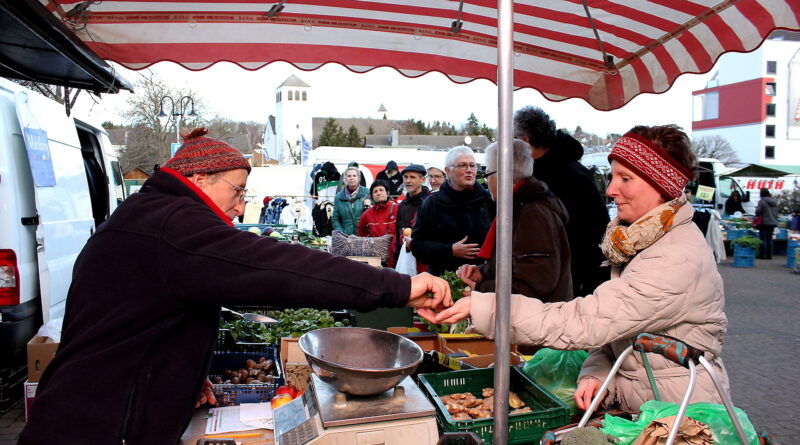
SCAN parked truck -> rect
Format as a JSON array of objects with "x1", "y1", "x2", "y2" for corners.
[{"x1": 0, "y1": 78, "x2": 126, "y2": 409}]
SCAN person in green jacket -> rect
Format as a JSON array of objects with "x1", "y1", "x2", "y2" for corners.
[{"x1": 332, "y1": 165, "x2": 371, "y2": 234}]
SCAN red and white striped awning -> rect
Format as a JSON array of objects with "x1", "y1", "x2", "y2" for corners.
[{"x1": 46, "y1": 0, "x2": 799, "y2": 110}]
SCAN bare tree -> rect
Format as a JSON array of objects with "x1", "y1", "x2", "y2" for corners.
[{"x1": 692, "y1": 135, "x2": 741, "y2": 164}]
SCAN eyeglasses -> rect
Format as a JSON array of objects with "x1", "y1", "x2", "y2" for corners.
[
  {"x1": 426, "y1": 174, "x2": 445, "y2": 180},
  {"x1": 451, "y1": 163, "x2": 478, "y2": 171},
  {"x1": 218, "y1": 176, "x2": 248, "y2": 202},
  {"x1": 484, "y1": 170, "x2": 497, "y2": 178}
]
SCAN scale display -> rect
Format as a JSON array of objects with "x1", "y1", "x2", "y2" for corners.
[{"x1": 275, "y1": 375, "x2": 438, "y2": 445}]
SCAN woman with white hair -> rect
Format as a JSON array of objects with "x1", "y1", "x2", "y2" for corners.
[
  {"x1": 411, "y1": 146, "x2": 494, "y2": 275},
  {"x1": 456, "y1": 139, "x2": 572, "y2": 302}
]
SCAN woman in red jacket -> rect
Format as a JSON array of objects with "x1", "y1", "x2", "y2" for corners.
[{"x1": 358, "y1": 180, "x2": 399, "y2": 265}]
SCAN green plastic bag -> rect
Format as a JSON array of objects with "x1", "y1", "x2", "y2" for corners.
[
  {"x1": 602, "y1": 400, "x2": 759, "y2": 445},
  {"x1": 522, "y1": 348, "x2": 589, "y2": 415}
]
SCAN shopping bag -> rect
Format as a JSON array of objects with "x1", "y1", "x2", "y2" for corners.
[
  {"x1": 602, "y1": 400, "x2": 759, "y2": 445},
  {"x1": 752, "y1": 215, "x2": 762, "y2": 229},
  {"x1": 522, "y1": 348, "x2": 588, "y2": 415},
  {"x1": 395, "y1": 243, "x2": 418, "y2": 275}
]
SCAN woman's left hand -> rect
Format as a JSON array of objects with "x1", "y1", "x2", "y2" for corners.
[{"x1": 418, "y1": 297, "x2": 472, "y2": 325}]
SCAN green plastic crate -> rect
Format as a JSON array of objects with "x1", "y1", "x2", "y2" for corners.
[{"x1": 418, "y1": 367, "x2": 570, "y2": 445}]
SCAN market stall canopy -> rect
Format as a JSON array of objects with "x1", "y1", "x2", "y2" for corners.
[
  {"x1": 0, "y1": 0, "x2": 133, "y2": 93},
  {"x1": 42, "y1": 0, "x2": 799, "y2": 110},
  {"x1": 726, "y1": 164, "x2": 800, "y2": 177}
]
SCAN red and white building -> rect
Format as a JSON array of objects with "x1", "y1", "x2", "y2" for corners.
[{"x1": 692, "y1": 30, "x2": 800, "y2": 168}]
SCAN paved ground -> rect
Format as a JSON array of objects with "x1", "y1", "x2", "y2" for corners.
[{"x1": 1, "y1": 256, "x2": 797, "y2": 444}]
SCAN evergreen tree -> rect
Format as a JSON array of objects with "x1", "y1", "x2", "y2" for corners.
[
  {"x1": 345, "y1": 125, "x2": 362, "y2": 147},
  {"x1": 319, "y1": 118, "x2": 345, "y2": 146}
]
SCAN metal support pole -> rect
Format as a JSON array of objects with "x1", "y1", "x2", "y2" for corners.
[{"x1": 493, "y1": 0, "x2": 514, "y2": 443}]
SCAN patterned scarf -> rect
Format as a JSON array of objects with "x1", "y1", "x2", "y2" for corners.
[{"x1": 601, "y1": 196, "x2": 687, "y2": 267}]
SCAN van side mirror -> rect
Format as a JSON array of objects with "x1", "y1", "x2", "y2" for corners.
[{"x1": 743, "y1": 191, "x2": 751, "y2": 202}]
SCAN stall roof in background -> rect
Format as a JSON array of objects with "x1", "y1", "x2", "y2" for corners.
[
  {"x1": 38, "y1": 0, "x2": 799, "y2": 111},
  {"x1": 0, "y1": 0, "x2": 132, "y2": 93}
]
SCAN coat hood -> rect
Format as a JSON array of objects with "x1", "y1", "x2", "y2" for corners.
[
  {"x1": 321, "y1": 161, "x2": 340, "y2": 180},
  {"x1": 545, "y1": 129, "x2": 584, "y2": 161},
  {"x1": 515, "y1": 177, "x2": 568, "y2": 223}
]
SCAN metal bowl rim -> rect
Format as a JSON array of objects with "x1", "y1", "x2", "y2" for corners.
[{"x1": 298, "y1": 327, "x2": 423, "y2": 373}]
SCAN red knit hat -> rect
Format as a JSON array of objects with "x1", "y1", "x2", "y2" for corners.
[{"x1": 163, "y1": 127, "x2": 251, "y2": 176}]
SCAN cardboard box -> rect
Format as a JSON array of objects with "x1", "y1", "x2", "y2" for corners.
[
  {"x1": 24, "y1": 380, "x2": 37, "y2": 421},
  {"x1": 441, "y1": 334, "x2": 518, "y2": 356},
  {"x1": 459, "y1": 353, "x2": 525, "y2": 369},
  {"x1": 346, "y1": 256, "x2": 382, "y2": 267},
  {"x1": 387, "y1": 327, "x2": 450, "y2": 353},
  {"x1": 279, "y1": 337, "x2": 311, "y2": 391},
  {"x1": 27, "y1": 335, "x2": 59, "y2": 382}
]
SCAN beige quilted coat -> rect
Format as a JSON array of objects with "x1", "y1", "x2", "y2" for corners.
[{"x1": 469, "y1": 203, "x2": 729, "y2": 411}]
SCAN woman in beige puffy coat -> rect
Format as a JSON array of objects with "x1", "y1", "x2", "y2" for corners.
[{"x1": 423, "y1": 125, "x2": 729, "y2": 413}]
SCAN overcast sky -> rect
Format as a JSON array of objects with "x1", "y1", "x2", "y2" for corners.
[{"x1": 74, "y1": 60, "x2": 713, "y2": 137}]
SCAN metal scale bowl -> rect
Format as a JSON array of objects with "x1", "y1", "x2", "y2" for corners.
[{"x1": 275, "y1": 328, "x2": 439, "y2": 445}]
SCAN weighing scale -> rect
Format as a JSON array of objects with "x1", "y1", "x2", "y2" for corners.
[{"x1": 274, "y1": 374, "x2": 439, "y2": 445}]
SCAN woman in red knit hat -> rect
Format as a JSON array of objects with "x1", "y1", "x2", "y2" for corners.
[
  {"x1": 21, "y1": 128, "x2": 452, "y2": 445},
  {"x1": 422, "y1": 125, "x2": 732, "y2": 416}
]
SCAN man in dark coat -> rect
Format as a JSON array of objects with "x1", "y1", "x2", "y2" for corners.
[
  {"x1": 19, "y1": 129, "x2": 450, "y2": 445},
  {"x1": 514, "y1": 106, "x2": 610, "y2": 297},
  {"x1": 393, "y1": 164, "x2": 431, "y2": 264},
  {"x1": 411, "y1": 147, "x2": 495, "y2": 276}
]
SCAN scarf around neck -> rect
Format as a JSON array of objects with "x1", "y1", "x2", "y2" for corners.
[{"x1": 601, "y1": 196, "x2": 687, "y2": 267}]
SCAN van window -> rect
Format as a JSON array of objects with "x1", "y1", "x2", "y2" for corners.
[
  {"x1": 76, "y1": 128, "x2": 110, "y2": 227},
  {"x1": 110, "y1": 160, "x2": 126, "y2": 205}
]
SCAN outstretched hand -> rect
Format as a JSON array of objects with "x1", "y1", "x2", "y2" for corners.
[
  {"x1": 417, "y1": 296, "x2": 472, "y2": 326},
  {"x1": 407, "y1": 272, "x2": 452, "y2": 311}
]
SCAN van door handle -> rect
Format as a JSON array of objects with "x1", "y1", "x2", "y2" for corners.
[{"x1": 36, "y1": 236, "x2": 44, "y2": 253}]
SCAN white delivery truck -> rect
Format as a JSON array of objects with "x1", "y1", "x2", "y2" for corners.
[{"x1": 0, "y1": 78, "x2": 126, "y2": 398}]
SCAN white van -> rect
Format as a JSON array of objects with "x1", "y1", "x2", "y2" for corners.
[{"x1": 0, "y1": 78, "x2": 126, "y2": 375}]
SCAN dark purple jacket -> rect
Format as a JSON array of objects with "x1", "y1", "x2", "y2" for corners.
[{"x1": 20, "y1": 170, "x2": 410, "y2": 445}]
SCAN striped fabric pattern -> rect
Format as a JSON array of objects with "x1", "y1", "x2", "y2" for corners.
[{"x1": 44, "y1": 0, "x2": 800, "y2": 110}]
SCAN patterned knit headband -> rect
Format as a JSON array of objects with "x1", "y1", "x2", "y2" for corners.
[{"x1": 608, "y1": 133, "x2": 692, "y2": 199}]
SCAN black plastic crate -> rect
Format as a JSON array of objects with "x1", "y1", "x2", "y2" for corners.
[
  {"x1": 208, "y1": 348, "x2": 283, "y2": 406},
  {"x1": 437, "y1": 432, "x2": 485, "y2": 445},
  {"x1": 0, "y1": 361, "x2": 27, "y2": 412}
]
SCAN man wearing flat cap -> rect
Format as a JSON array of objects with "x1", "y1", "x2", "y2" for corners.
[
  {"x1": 393, "y1": 163, "x2": 431, "y2": 266},
  {"x1": 20, "y1": 128, "x2": 451, "y2": 445}
]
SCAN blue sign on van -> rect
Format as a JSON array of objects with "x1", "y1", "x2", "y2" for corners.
[{"x1": 23, "y1": 128, "x2": 56, "y2": 187}]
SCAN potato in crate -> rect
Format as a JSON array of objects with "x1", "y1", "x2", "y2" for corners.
[
  {"x1": 418, "y1": 367, "x2": 570, "y2": 445},
  {"x1": 207, "y1": 347, "x2": 283, "y2": 406}
]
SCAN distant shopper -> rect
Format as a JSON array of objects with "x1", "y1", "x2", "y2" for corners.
[
  {"x1": 393, "y1": 164, "x2": 431, "y2": 264},
  {"x1": 376, "y1": 160, "x2": 405, "y2": 198},
  {"x1": 332, "y1": 166, "x2": 370, "y2": 235},
  {"x1": 426, "y1": 166, "x2": 446, "y2": 192},
  {"x1": 755, "y1": 187, "x2": 779, "y2": 259},
  {"x1": 514, "y1": 106, "x2": 609, "y2": 297},
  {"x1": 457, "y1": 140, "x2": 572, "y2": 302},
  {"x1": 724, "y1": 190, "x2": 745, "y2": 216},
  {"x1": 20, "y1": 128, "x2": 451, "y2": 445},
  {"x1": 258, "y1": 195, "x2": 272, "y2": 224},
  {"x1": 358, "y1": 180, "x2": 399, "y2": 266},
  {"x1": 411, "y1": 146, "x2": 494, "y2": 276}
]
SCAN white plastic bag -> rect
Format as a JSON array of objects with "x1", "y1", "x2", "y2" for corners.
[{"x1": 395, "y1": 242, "x2": 418, "y2": 275}]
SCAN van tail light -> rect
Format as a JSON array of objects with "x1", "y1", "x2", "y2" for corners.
[{"x1": 0, "y1": 249, "x2": 20, "y2": 305}]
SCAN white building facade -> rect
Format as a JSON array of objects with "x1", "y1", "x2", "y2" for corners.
[
  {"x1": 692, "y1": 31, "x2": 800, "y2": 167},
  {"x1": 274, "y1": 74, "x2": 313, "y2": 164}
]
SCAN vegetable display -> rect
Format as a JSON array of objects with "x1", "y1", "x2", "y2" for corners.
[
  {"x1": 441, "y1": 388, "x2": 531, "y2": 421},
  {"x1": 212, "y1": 356, "x2": 277, "y2": 385},
  {"x1": 221, "y1": 308, "x2": 349, "y2": 344}
]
